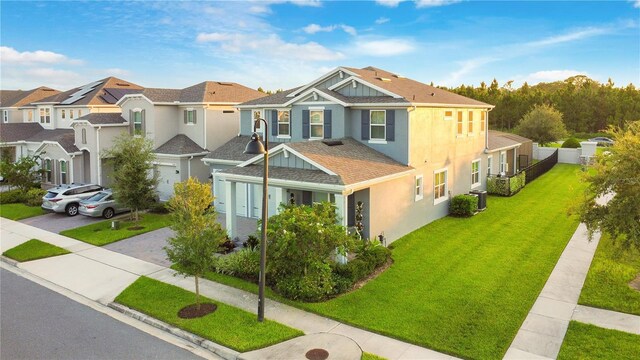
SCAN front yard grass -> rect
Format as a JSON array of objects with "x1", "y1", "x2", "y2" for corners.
[
  {"x1": 60, "y1": 213, "x2": 170, "y2": 246},
  {"x1": 206, "y1": 164, "x2": 584, "y2": 359},
  {"x1": 0, "y1": 203, "x2": 46, "y2": 220},
  {"x1": 2, "y1": 239, "x2": 70, "y2": 262},
  {"x1": 578, "y1": 233, "x2": 640, "y2": 315},
  {"x1": 114, "y1": 276, "x2": 302, "y2": 352},
  {"x1": 557, "y1": 321, "x2": 640, "y2": 360}
]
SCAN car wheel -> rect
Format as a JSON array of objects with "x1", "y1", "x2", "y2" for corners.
[
  {"x1": 66, "y1": 203, "x2": 79, "y2": 216},
  {"x1": 103, "y1": 208, "x2": 115, "y2": 219}
]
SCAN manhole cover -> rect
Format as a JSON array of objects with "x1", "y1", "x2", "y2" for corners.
[{"x1": 305, "y1": 348, "x2": 329, "y2": 360}]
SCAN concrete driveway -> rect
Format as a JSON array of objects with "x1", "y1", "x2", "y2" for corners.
[{"x1": 20, "y1": 212, "x2": 103, "y2": 233}]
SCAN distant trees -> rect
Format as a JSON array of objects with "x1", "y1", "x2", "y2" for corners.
[
  {"x1": 445, "y1": 76, "x2": 640, "y2": 133},
  {"x1": 515, "y1": 104, "x2": 567, "y2": 145}
]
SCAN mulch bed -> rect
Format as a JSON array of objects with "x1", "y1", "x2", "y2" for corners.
[
  {"x1": 127, "y1": 226, "x2": 145, "y2": 230},
  {"x1": 178, "y1": 303, "x2": 217, "y2": 319}
]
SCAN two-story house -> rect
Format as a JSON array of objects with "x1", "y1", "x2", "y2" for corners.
[
  {"x1": 1, "y1": 87, "x2": 60, "y2": 125},
  {"x1": 204, "y1": 66, "x2": 494, "y2": 243}
]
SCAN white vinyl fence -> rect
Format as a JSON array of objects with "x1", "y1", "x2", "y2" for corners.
[{"x1": 533, "y1": 141, "x2": 598, "y2": 164}]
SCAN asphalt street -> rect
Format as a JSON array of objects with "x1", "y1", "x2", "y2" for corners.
[{"x1": 0, "y1": 268, "x2": 205, "y2": 360}]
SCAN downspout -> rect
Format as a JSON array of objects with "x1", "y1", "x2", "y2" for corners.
[
  {"x1": 188, "y1": 155, "x2": 194, "y2": 178},
  {"x1": 484, "y1": 107, "x2": 493, "y2": 153},
  {"x1": 96, "y1": 126, "x2": 101, "y2": 184},
  {"x1": 203, "y1": 106, "x2": 207, "y2": 150}
]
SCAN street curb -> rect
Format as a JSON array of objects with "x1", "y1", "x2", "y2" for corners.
[
  {"x1": 0, "y1": 255, "x2": 19, "y2": 267},
  {"x1": 108, "y1": 302, "x2": 240, "y2": 360}
]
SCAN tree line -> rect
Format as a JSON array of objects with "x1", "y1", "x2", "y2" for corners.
[{"x1": 443, "y1": 76, "x2": 640, "y2": 133}]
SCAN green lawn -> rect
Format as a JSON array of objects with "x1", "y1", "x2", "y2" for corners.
[
  {"x1": 361, "y1": 353, "x2": 387, "y2": 360},
  {"x1": 60, "y1": 213, "x2": 170, "y2": 246},
  {"x1": 0, "y1": 203, "x2": 46, "y2": 220},
  {"x1": 557, "y1": 321, "x2": 640, "y2": 360},
  {"x1": 578, "y1": 233, "x2": 640, "y2": 315},
  {"x1": 202, "y1": 164, "x2": 585, "y2": 359},
  {"x1": 115, "y1": 277, "x2": 302, "y2": 352},
  {"x1": 2, "y1": 239, "x2": 70, "y2": 262}
]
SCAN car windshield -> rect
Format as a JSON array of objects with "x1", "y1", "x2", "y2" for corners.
[
  {"x1": 44, "y1": 191, "x2": 59, "y2": 199},
  {"x1": 87, "y1": 192, "x2": 110, "y2": 202}
]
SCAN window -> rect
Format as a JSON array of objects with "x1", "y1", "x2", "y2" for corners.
[
  {"x1": 2, "y1": 110, "x2": 8, "y2": 123},
  {"x1": 81, "y1": 128, "x2": 87, "y2": 144},
  {"x1": 28, "y1": 110, "x2": 33, "y2": 122},
  {"x1": 434, "y1": 169, "x2": 448, "y2": 203},
  {"x1": 78, "y1": 110, "x2": 82, "y2": 117},
  {"x1": 186, "y1": 110, "x2": 196, "y2": 124},
  {"x1": 69, "y1": 109, "x2": 74, "y2": 119},
  {"x1": 487, "y1": 155, "x2": 493, "y2": 175},
  {"x1": 133, "y1": 111, "x2": 143, "y2": 134},
  {"x1": 61, "y1": 110, "x2": 66, "y2": 119},
  {"x1": 39, "y1": 108, "x2": 50, "y2": 124},
  {"x1": 471, "y1": 159, "x2": 481, "y2": 187},
  {"x1": 43, "y1": 159, "x2": 52, "y2": 183},
  {"x1": 60, "y1": 160, "x2": 67, "y2": 184},
  {"x1": 415, "y1": 175, "x2": 424, "y2": 201},
  {"x1": 310, "y1": 110, "x2": 323, "y2": 138},
  {"x1": 457, "y1": 111, "x2": 463, "y2": 135},
  {"x1": 481, "y1": 111, "x2": 486, "y2": 132},
  {"x1": 370, "y1": 110, "x2": 386, "y2": 140},
  {"x1": 468, "y1": 111, "x2": 474, "y2": 134},
  {"x1": 444, "y1": 110, "x2": 453, "y2": 121},
  {"x1": 499, "y1": 151, "x2": 508, "y2": 174},
  {"x1": 277, "y1": 110, "x2": 290, "y2": 137}
]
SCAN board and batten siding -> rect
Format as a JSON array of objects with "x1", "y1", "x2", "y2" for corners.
[{"x1": 336, "y1": 82, "x2": 386, "y2": 97}]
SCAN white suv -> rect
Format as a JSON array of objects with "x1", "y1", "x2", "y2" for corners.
[{"x1": 42, "y1": 183, "x2": 104, "y2": 216}]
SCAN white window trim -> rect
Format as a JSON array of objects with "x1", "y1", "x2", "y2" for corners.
[
  {"x1": 133, "y1": 110, "x2": 143, "y2": 135},
  {"x1": 43, "y1": 158, "x2": 52, "y2": 183},
  {"x1": 59, "y1": 159, "x2": 67, "y2": 184},
  {"x1": 471, "y1": 158, "x2": 481, "y2": 189},
  {"x1": 480, "y1": 111, "x2": 487, "y2": 133},
  {"x1": 370, "y1": 109, "x2": 386, "y2": 142},
  {"x1": 2, "y1": 110, "x2": 8, "y2": 123},
  {"x1": 415, "y1": 175, "x2": 424, "y2": 201},
  {"x1": 309, "y1": 109, "x2": 324, "y2": 139},
  {"x1": 444, "y1": 110, "x2": 453, "y2": 121},
  {"x1": 186, "y1": 109, "x2": 196, "y2": 125},
  {"x1": 277, "y1": 110, "x2": 291, "y2": 138},
  {"x1": 487, "y1": 155, "x2": 493, "y2": 176},
  {"x1": 456, "y1": 110, "x2": 464, "y2": 137},
  {"x1": 27, "y1": 110, "x2": 33, "y2": 122},
  {"x1": 468, "y1": 110, "x2": 474, "y2": 136},
  {"x1": 433, "y1": 167, "x2": 448, "y2": 205},
  {"x1": 499, "y1": 151, "x2": 508, "y2": 174}
]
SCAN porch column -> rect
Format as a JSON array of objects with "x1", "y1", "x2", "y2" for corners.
[
  {"x1": 334, "y1": 193, "x2": 348, "y2": 228},
  {"x1": 274, "y1": 187, "x2": 287, "y2": 214},
  {"x1": 513, "y1": 148, "x2": 518, "y2": 174},
  {"x1": 225, "y1": 180, "x2": 237, "y2": 239}
]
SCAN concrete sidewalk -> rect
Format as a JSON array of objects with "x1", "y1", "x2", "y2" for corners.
[
  {"x1": 0, "y1": 217, "x2": 457, "y2": 360},
  {"x1": 572, "y1": 305, "x2": 640, "y2": 335}
]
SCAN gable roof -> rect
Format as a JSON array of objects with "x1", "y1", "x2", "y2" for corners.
[
  {"x1": 203, "y1": 135, "x2": 259, "y2": 163},
  {"x1": 33, "y1": 77, "x2": 144, "y2": 106},
  {"x1": 74, "y1": 112, "x2": 127, "y2": 125},
  {"x1": 1, "y1": 87, "x2": 60, "y2": 108},
  {"x1": 0, "y1": 123, "x2": 78, "y2": 154},
  {"x1": 154, "y1": 134, "x2": 207, "y2": 155},
  {"x1": 488, "y1": 130, "x2": 528, "y2": 151},
  {"x1": 133, "y1": 82, "x2": 267, "y2": 104}
]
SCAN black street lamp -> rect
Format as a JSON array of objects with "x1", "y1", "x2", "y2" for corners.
[{"x1": 244, "y1": 119, "x2": 268, "y2": 322}]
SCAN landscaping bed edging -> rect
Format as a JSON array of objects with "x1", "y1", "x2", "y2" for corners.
[{"x1": 108, "y1": 302, "x2": 240, "y2": 360}]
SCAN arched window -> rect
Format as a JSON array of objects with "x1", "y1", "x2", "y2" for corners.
[
  {"x1": 82, "y1": 128, "x2": 87, "y2": 144},
  {"x1": 60, "y1": 160, "x2": 67, "y2": 184},
  {"x1": 61, "y1": 110, "x2": 66, "y2": 119},
  {"x1": 43, "y1": 159, "x2": 52, "y2": 183},
  {"x1": 70, "y1": 110, "x2": 74, "y2": 119}
]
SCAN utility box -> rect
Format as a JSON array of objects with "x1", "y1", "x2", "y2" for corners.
[
  {"x1": 470, "y1": 190, "x2": 487, "y2": 211},
  {"x1": 111, "y1": 220, "x2": 120, "y2": 230}
]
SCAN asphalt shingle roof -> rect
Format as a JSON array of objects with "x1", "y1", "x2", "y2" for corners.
[
  {"x1": 154, "y1": 134, "x2": 207, "y2": 155},
  {"x1": 220, "y1": 165, "x2": 341, "y2": 185},
  {"x1": 204, "y1": 135, "x2": 274, "y2": 162},
  {"x1": 0, "y1": 123, "x2": 78, "y2": 153},
  {"x1": 34, "y1": 77, "x2": 143, "y2": 106},
  {"x1": 141, "y1": 82, "x2": 266, "y2": 104},
  {"x1": 1, "y1": 87, "x2": 60, "y2": 107},
  {"x1": 488, "y1": 130, "x2": 526, "y2": 151},
  {"x1": 75, "y1": 113, "x2": 127, "y2": 125}
]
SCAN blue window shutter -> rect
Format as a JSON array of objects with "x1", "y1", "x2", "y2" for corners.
[
  {"x1": 302, "y1": 110, "x2": 310, "y2": 139},
  {"x1": 361, "y1": 110, "x2": 370, "y2": 140},
  {"x1": 324, "y1": 109, "x2": 332, "y2": 139},
  {"x1": 386, "y1": 109, "x2": 395, "y2": 141},
  {"x1": 271, "y1": 110, "x2": 278, "y2": 136}
]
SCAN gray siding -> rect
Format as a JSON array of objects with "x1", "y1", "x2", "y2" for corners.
[
  {"x1": 264, "y1": 151, "x2": 319, "y2": 170},
  {"x1": 349, "y1": 109, "x2": 409, "y2": 164},
  {"x1": 316, "y1": 72, "x2": 345, "y2": 89},
  {"x1": 337, "y1": 82, "x2": 386, "y2": 97}
]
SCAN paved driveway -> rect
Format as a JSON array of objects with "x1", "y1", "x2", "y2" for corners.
[{"x1": 19, "y1": 212, "x2": 102, "y2": 233}]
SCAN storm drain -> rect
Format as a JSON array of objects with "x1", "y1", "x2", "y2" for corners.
[{"x1": 305, "y1": 348, "x2": 330, "y2": 360}]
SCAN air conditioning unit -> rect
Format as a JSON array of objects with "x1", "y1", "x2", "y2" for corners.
[{"x1": 470, "y1": 190, "x2": 487, "y2": 211}]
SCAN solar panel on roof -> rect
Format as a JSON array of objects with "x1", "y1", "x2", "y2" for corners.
[{"x1": 60, "y1": 80, "x2": 103, "y2": 105}]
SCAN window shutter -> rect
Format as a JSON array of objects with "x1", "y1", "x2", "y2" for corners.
[
  {"x1": 184, "y1": 110, "x2": 188, "y2": 124},
  {"x1": 141, "y1": 110, "x2": 146, "y2": 135},
  {"x1": 271, "y1": 110, "x2": 278, "y2": 136},
  {"x1": 386, "y1": 109, "x2": 395, "y2": 141},
  {"x1": 361, "y1": 110, "x2": 370, "y2": 140},
  {"x1": 302, "y1": 110, "x2": 310, "y2": 139},
  {"x1": 324, "y1": 109, "x2": 332, "y2": 139},
  {"x1": 129, "y1": 109, "x2": 133, "y2": 135},
  {"x1": 193, "y1": 110, "x2": 197, "y2": 124}
]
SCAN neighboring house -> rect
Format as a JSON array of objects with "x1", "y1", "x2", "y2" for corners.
[
  {"x1": 1, "y1": 87, "x2": 60, "y2": 125},
  {"x1": 116, "y1": 82, "x2": 266, "y2": 200},
  {"x1": 486, "y1": 130, "x2": 533, "y2": 176},
  {"x1": 204, "y1": 66, "x2": 494, "y2": 243}
]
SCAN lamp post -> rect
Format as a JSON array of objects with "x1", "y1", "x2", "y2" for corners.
[{"x1": 244, "y1": 119, "x2": 268, "y2": 322}]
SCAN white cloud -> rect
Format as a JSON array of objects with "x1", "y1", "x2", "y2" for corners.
[
  {"x1": 0, "y1": 46, "x2": 82, "y2": 65},
  {"x1": 248, "y1": 5, "x2": 271, "y2": 14},
  {"x1": 196, "y1": 32, "x2": 344, "y2": 61},
  {"x1": 302, "y1": 23, "x2": 357, "y2": 36},
  {"x1": 443, "y1": 57, "x2": 496, "y2": 86},
  {"x1": 289, "y1": 0, "x2": 322, "y2": 7},
  {"x1": 415, "y1": 0, "x2": 461, "y2": 8},
  {"x1": 353, "y1": 39, "x2": 415, "y2": 57},
  {"x1": 633, "y1": 0, "x2": 640, "y2": 8},
  {"x1": 526, "y1": 27, "x2": 609, "y2": 47},
  {"x1": 376, "y1": 0, "x2": 403, "y2": 7},
  {"x1": 375, "y1": 17, "x2": 390, "y2": 25},
  {"x1": 340, "y1": 25, "x2": 357, "y2": 36},
  {"x1": 525, "y1": 70, "x2": 588, "y2": 83}
]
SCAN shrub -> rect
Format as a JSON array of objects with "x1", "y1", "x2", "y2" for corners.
[
  {"x1": 215, "y1": 248, "x2": 260, "y2": 282},
  {"x1": 275, "y1": 262, "x2": 335, "y2": 302},
  {"x1": 25, "y1": 188, "x2": 46, "y2": 207},
  {"x1": 450, "y1": 194, "x2": 478, "y2": 217},
  {"x1": 0, "y1": 189, "x2": 27, "y2": 204},
  {"x1": 562, "y1": 137, "x2": 581, "y2": 148},
  {"x1": 243, "y1": 235, "x2": 259, "y2": 249},
  {"x1": 148, "y1": 201, "x2": 169, "y2": 214}
]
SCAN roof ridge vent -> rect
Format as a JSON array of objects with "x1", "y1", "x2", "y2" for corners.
[
  {"x1": 115, "y1": 83, "x2": 130, "y2": 86},
  {"x1": 217, "y1": 82, "x2": 233, "y2": 86}
]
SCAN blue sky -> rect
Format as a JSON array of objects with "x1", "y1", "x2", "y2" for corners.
[{"x1": 2, "y1": 0, "x2": 639, "y2": 91}]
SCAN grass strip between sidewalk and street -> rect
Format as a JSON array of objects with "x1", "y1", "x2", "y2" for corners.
[
  {"x1": 578, "y1": 233, "x2": 640, "y2": 315},
  {"x1": 557, "y1": 321, "x2": 640, "y2": 360},
  {"x1": 114, "y1": 276, "x2": 302, "y2": 352},
  {"x1": 0, "y1": 203, "x2": 46, "y2": 220},
  {"x1": 2, "y1": 239, "x2": 70, "y2": 262},
  {"x1": 60, "y1": 213, "x2": 170, "y2": 246}
]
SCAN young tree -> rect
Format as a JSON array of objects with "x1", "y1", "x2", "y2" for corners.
[
  {"x1": 515, "y1": 104, "x2": 568, "y2": 146},
  {"x1": 0, "y1": 154, "x2": 42, "y2": 192},
  {"x1": 577, "y1": 121, "x2": 640, "y2": 249},
  {"x1": 165, "y1": 178, "x2": 227, "y2": 309},
  {"x1": 103, "y1": 133, "x2": 158, "y2": 221}
]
